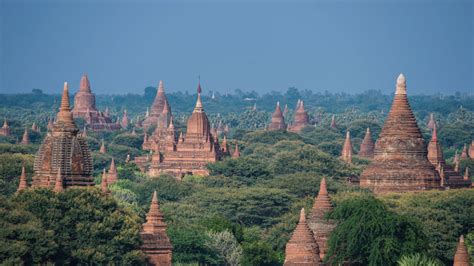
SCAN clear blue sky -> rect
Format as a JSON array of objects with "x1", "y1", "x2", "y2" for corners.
[{"x1": 1, "y1": 0, "x2": 472, "y2": 95}]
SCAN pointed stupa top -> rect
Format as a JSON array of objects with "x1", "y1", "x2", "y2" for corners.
[
  {"x1": 146, "y1": 107, "x2": 149, "y2": 117},
  {"x1": 461, "y1": 144, "x2": 468, "y2": 159},
  {"x1": 101, "y1": 168, "x2": 109, "y2": 193},
  {"x1": 453, "y1": 235, "x2": 471, "y2": 266},
  {"x1": 57, "y1": 82, "x2": 75, "y2": 126},
  {"x1": 17, "y1": 166, "x2": 28, "y2": 192},
  {"x1": 21, "y1": 128, "x2": 29, "y2": 145},
  {"x1": 469, "y1": 140, "x2": 474, "y2": 158},
  {"x1": 283, "y1": 104, "x2": 289, "y2": 116},
  {"x1": 142, "y1": 191, "x2": 168, "y2": 234},
  {"x1": 330, "y1": 115, "x2": 337, "y2": 129},
  {"x1": 80, "y1": 74, "x2": 91, "y2": 93},
  {"x1": 359, "y1": 128, "x2": 375, "y2": 158},
  {"x1": 464, "y1": 167, "x2": 470, "y2": 181},
  {"x1": 131, "y1": 127, "x2": 137, "y2": 136},
  {"x1": 107, "y1": 158, "x2": 118, "y2": 185},
  {"x1": 233, "y1": 143, "x2": 240, "y2": 158},
  {"x1": 341, "y1": 131, "x2": 353, "y2": 163},
  {"x1": 194, "y1": 82, "x2": 204, "y2": 113},
  {"x1": 427, "y1": 123, "x2": 444, "y2": 166},
  {"x1": 284, "y1": 208, "x2": 320, "y2": 265},
  {"x1": 427, "y1": 113, "x2": 436, "y2": 130},
  {"x1": 47, "y1": 118, "x2": 54, "y2": 131},
  {"x1": 311, "y1": 177, "x2": 333, "y2": 220},
  {"x1": 53, "y1": 169, "x2": 64, "y2": 193},
  {"x1": 109, "y1": 158, "x2": 117, "y2": 174},
  {"x1": 2, "y1": 118, "x2": 8, "y2": 128},
  {"x1": 268, "y1": 102, "x2": 286, "y2": 131},
  {"x1": 395, "y1": 73, "x2": 407, "y2": 95},
  {"x1": 99, "y1": 140, "x2": 106, "y2": 154}
]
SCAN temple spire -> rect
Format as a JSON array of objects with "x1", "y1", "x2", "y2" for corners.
[
  {"x1": 395, "y1": 73, "x2": 407, "y2": 95},
  {"x1": 453, "y1": 235, "x2": 471, "y2": 265},
  {"x1": 284, "y1": 208, "x2": 320, "y2": 265},
  {"x1": 107, "y1": 158, "x2": 118, "y2": 184},
  {"x1": 330, "y1": 115, "x2": 337, "y2": 129},
  {"x1": 80, "y1": 74, "x2": 91, "y2": 93},
  {"x1": 233, "y1": 143, "x2": 240, "y2": 158},
  {"x1": 21, "y1": 128, "x2": 30, "y2": 145},
  {"x1": 2, "y1": 118, "x2": 8, "y2": 128},
  {"x1": 142, "y1": 191, "x2": 167, "y2": 234},
  {"x1": 101, "y1": 168, "x2": 109, "y2": 193},
  {"x1": 464, "y1": 167, "x2": 470, "y2": 181},
  {"x1": 17, "y1": 166, "x2": 28, "y2": 193},
  {"x1": 194, "y1": 81, "x2": 204, "y2": 112},
  {"x1": 341, "y1": 131, "x2": 353, "y2": 163},
  {"x1": 99, "y1": 140, "x2": 107, "y2": 154},
  {"x1": 359, "y1": 128, "x2": 375, "y2": 158}
]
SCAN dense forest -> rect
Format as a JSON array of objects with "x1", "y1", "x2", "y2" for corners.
[{"x1": 0, "y1": 87, "x2": 473, "y2": 265}]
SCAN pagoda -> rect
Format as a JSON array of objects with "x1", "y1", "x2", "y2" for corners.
[
  {"x1": 20, "y1": 128, "x2": 30, "y2": 145},
  {"x1": 268, "y1": 102, "x2": 286, "y2": 131},
  {"x1": 340, "y1": 131, "x2": 353, "y2": 163},
  {"x1": 460, "y1": 144, "x2": 469, "y2": 159},
  {"x1": 232, "y1": 143, "x2": 240, "y2": 158},
  {"x1": 427, "y1": 113, "x2": 435, "y2": 130},
  {"x1": 142, "y1": 81, "x2": 171, "y2": 129},
  {"x1": 32, "y1": 82, "x2": 94, "y2": 188},
  {"x1": 17, "y1": 166, "x2": 28, "y2": 193},
  {"x1": 427, "y1": 124, "x2": 470, "y2": 188},
  {"x1": 469, "y1": 141, "x2": 474, "y2": 158},
  {"x1": 289, "y1": 100, "x2": 310, "y2": 133},
  {"x1": 0, "y1": 119, "x2": 12, "y2": 136},
  {"x1": 358, "y1": 128, "x2": 375, "y2": 159},
  {"x1": 140, "y1": 191, "x2": 173, "y2": 265},
  {"x1": 330, "y1": 115, "x2": 337, "y2": 129},
  {"x1": 72, "y1": 74, "x2": 120, "y2": 131},
  {"x1": 360, "y1": 74, "x2": 441, "y2": 193},
  {"x1": 284, "y1": 208, "x2": 321, "y2": 265},
  {"x1": 308, "y1": 178, "x2": 336, "y2": 260},
  {"x1": 143, "y1": 99, "x2": 172, "y2": 152},
  {"x1": 146, "y1": 82, "x2": 224, "y2": 178},
  {"x1": 453, "y1": 235, "x2": 471, "y2": 266},
  {"x1": 107, "y1": 158, "x2": 118, "y2": 185}
]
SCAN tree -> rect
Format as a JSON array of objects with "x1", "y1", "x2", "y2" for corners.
[
  {"x1": 326, "y1": 193, "x2": 429, "y2": 266},
  {"x1": 397, "y1": 253, "x2": 442, "y2": 266},
  {"x1": 205, "y1": 230, "x2": 243, "y2": 266}
]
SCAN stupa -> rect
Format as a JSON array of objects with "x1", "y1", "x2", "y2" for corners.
[
  {"x1": 360, "y1": 74, "x2": 441, "y2": 193},
  {"x1": 32, "y1": 82, "x2": 94, "y2": 188},
  {"x1": 20, "y1": 128, "x2": 30, "y2": 145},
  {"x1": 72, "y1": 74, "x2": 120, "y2": 131},
  {"x1": 268, "y1": 102, "x2": 286, "y2": 131},
  {"x1": 289, "y1": 100, "x2": 310, "y2": 133},
  {"x1": 469, "y1": 141, "x2": 474, "y2": 158},
  {"x1": 340, "y1": 131, "x2": 353, "y2": 163},
  {"x1": 17, "y1": 166, "x2": 28, "y2": 193},
  {"x1": 146, "y1": 81, "x2": 224, "y2": 178},
  {"x1": 140, "y1": 191, "x2": 173, "y2": 265},
  {"x1": 358, "y1": 128, "x2": 375, "y2": 158},
  {"x1": 330, "y1": 115, "x2": 337, "y2": 129},
  {"x1": 308, "y1": 178, "x2": 336, "y2": 260},
  {"x1": 143, "y1": 99, "x2": 172, "y2": 152},
  {"x1": 0, "y1": 119, "x2": 12, "y2": 136},
  {"x1": 142, "y1": 81, "x2": 171, "y2": 129},
  {"x1": 284, "y1": 208, "x2": 321, "y2": 266},
  {"x1": 107, "y1": 158, "x2": 118, "y2": 185},
  {"x1": 232, "y1": 143, "x2": 240, "y2": 158},
  {"x1": 427, "y1": 113, "x2": 436, "y2": 130}
]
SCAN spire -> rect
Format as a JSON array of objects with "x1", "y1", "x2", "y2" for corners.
[
  {"x1": 47, "y1": 117, "x2": 54, "y2": 131},
  {"x1": 427, "y1": 113, "x2": 436, "y2": 130},
  {"x1": 101, "y1": 168, "x2": 109, "y2": 193},
  {"x1": 432, "y1": 123, "x2": 438, "y2": 142},
  {"x1": 143, "y1": 131, "x2": 148, "y2": 145},
  {"x1": 142, "y1": 191, "x2": 168, "y2": 234},
  {"x1": 310, "y1": 177, "x2": 333, "y2": 223},
  {"x1": 453, "y1": 235, "x2": 471, "y2": 266},
  {"x1": 268, "y1": 102, "x2": 286, "y2": 131},
  {"x1": 57, "y1": 82, "x2": 75, "y2": 125},
  {"x1": 284, "y1": 208, "x2": 320, "y2": 265},
  {"x1": 53, "y1": 169, "x2": 64, "y2": 193},
  {"x1": 131, "y1": 127, "x2": 137, "y2": 136},
  {"x1": 107, "y1": 158, "x2": 118, "y2": 185},
  {"x1": 17, "y1": 166, "x2": 28, "y2": 192},
  {"x1": 470, "y1": 140, "x2": 474, "y2": 158},
  {"x1": 99, "y1": 140, "x2": 107, "y2": 154},
  {"x1": 232, "y1": 143, "x2": 240, "y2": 158},
  {"x1": 146, "y1": 107, "x2": 149, "y2": 117},
  {"x1": 427, "y1": 123, "x2": 444, "y2": 166},
  {"x1": 80, "y1": 74, "x2": 91, "y2": 92},
  {"x1": 464, "y1": 167, "x2": 470, "y2": 181},
  {"x1": 21, "y1": 128, "x2": 29, "y2": 145},
  {"x1": 158, "y1": 80, "x2": 164, "y2": 93},
  {"x1": 395, "y1": 73, "x2": 407, "y2": 95},
  {"x1": 330, "y1": 115, "x2": 337, "y2": 129},
  {"x1": 461, "y1": 144, "x2": 469, "y2": 159},
  {"x1": 194, "y1": 81, "x2": 204, "y2": 113},
  {"x1": 359, "y1": 128, "x2": 375, "y2": 158},
  {"x1": 2, "y1": 118, "x2": 8, "y2": 128},
  {"x1": 341, "y1": 131, "x2": 353, "y2": 163},
  {"x1": 121, "y1": 110, "x2": 128, "y2": 129}
]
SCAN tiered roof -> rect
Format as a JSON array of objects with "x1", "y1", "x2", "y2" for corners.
[
  {"x1": 284, "y1": 208, "x2": 320, "y2": 265},
  {"x1": 359, "y1": 128, "x2": 375, "y2": 159},
  {"x1": 268, "y1": 102, "x2": 286, "y2": 131}
]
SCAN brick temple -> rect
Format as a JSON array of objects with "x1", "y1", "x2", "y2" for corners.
[
  {"x1": 358, "y1": 128, "x2": 375, "y2": 159},
  {"x1": 32, "y1": 82, "x2": 94, "y2": 188},
  {"x1": 0, "y1": 119, "x2": 12, "y2": 136},
  {"x1": 360, "y1": 74, "x2": 441, "y2": 193},
  {"x1": 268, "y1": 102, "x2": 287, "y2": 131},
  {"x1": 72, "y1": 74, "x2": 120, "y2": 131},
  {"x1": 141, "y1": 82, "x2": 224, "y2": 178},
  {"x1": 288, "y1": 100, "x2": 310, "y2": 133},
  {"x1": 142, "y1": 81, "x2": 170, "y2": 130}
]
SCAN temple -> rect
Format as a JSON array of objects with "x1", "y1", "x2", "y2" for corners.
[
  {"x1": 427, "y1": 124, "x2": 471, "y2": 188},
  {"x1": 453, "y1": 235, "x2": 471, "y2": 266},
  {"x1": 284, "y1": 208, "x2": 321, "y2": 266},
  {"x1": 140, "y1": 191, "x2": 173, "y2": 265},
  {"x1": 289, "y1": 100, "x2": 310, "y2": 133},
  {"x1": 72, "y1": 75, "x2": 120, "y2": 131},
  {"x1": 99, "y1": 141, "x2": 107, "y2": 154},
  {"x1": 469, "y1": 141, "x2": 474, "y2": 158},
  {"x1": 20, "y1": 128, "x2": 30, "y2": 145},
  {"x1": 232, "y1": 143, "x2": 240, "y2": 158},
  {"x1": 142, "y1": 98, "x2": 172, "y2": 152},
  {"x1": 360, "y1": 74, "x2": 441, "y2": 193},
  {"x1": 308, "y1": 178, "x2": 336, "y2": 260},
  {"x1": 17, "y1": 166, "x2": 28, "y2": 193},
  {"x1": 32, "y1": 82, "x2": 94, "y2": 188},
  {"x1": 358, "y1": 128, "x2": 375, "y2": 159},
  {"x1": 142, "y1": 81, "x2": 171, "y2": 129},
  {"x1": 268, "y1": 102, "x2": 286, "y2": 131},
  {"x1": 0, "y1": 119, "x2": 12, "y2": 136},
  {"x1": 101, "y1": 169, "x2": 110, "y2": 194},
  {"x1": 142, "y1": 82, "x2": 224, "y2": 178},
  {"x1": 107, "y1": 158, "x2": 118, "y2": 185},
  {"x1": 340, "y1": 131, "x2": 353, "y2": 163}
]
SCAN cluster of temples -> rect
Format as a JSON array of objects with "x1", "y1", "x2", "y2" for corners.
[
  {"x1": 135, "y1": 81, "x2": 229, "y2": 178},
  {"x1": 267, "y1": 100, "x2": 310, "y2": 133}
]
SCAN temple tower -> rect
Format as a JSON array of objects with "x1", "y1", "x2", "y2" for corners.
[
  {"x1": 0, "y1": 119, "x2": 12, "y2": 136},
  {"x1": 32, "y1": 82, "x2": 93, "y2": 188},
  {"x1": 143, "y1": 81, "x2": 171, "y2": 129},
  {"x1": 17, "y1": 166, "x2": 28, "y2": 193},
  {"x1": 107, "y1": 158, "x2": 118, "y2": 185},
  {"x1": 330, "y1": 115, "x2": 337, "y2": 129},
  {"x1": 99, "y1": 141, "x2": 107, "y2": 154},
  {"x1": 233, "y1": 143, "x2": 240, "y2": 158},
  {"x1": 469, "y1": 141, "x2": 474, "y2": 158},
  {"x1": 289, "y1": 100, "x2": 309, "y2": 133},
  {"x1": 427, "y1": 113, "x2": 435, "y2": 130},
  {"x1": 284, "y1": 208, "x2": 320, "y2": 266},
  {"x1": 101, "y1": 169, "x2": 109, "y2": 194},
  {"x1": 308, "y1": 178, "x2": 336, "y2": 260},
  {"x1": 268, "y1": 102, "x2": 286, "y2": 131},
  {"x1": 360, "y1": 74, "x2": 441, "y2": 193},
  {"x1": 340, "y1": 131, "x2": 353, "y2": 163},
  {"x1": 140, "y1": 191, "x2": 173, "y2": 265},
  {"x1": 20, "y1": 128, "x2": 30, "y2": 145},
  {"x1": 358, "y1": 128, "x2": 375, "y2": 159}
]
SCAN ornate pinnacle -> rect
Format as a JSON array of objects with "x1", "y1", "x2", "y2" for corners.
[{"x1": 395, "y1": 73, "x2": 407, "y2": 95}]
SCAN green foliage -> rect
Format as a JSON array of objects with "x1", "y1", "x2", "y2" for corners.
[
  {"x1": 326, "y1": 193, "x2": 429, "y2": 266},
  {"x1": 397, "y1": 253, "x2": 442, "y2": 266},
  {"x1": 240, "y1": 241, "x2": 280, "y2": 266},
  {"x1": 205, "y1": 230, "x2": 242, "y2": 265},
  {"x1": 243, "y1": 130, "x2": 303, "y2": 145},
  {"x1": 113, "y1": 134, "x2": 143, "y2": 149},
  {"x1": 208, "y1": 157, "x2": 271, "y2": 185},
  {"x1": 0, "y1": 153, "x2": 34, "y2": 196},
  {"x1": 168, "y1": 226, "x2": 219, "y2": 264},
  {"x1": 7, "y1": 188, "x2": 145, "y2": 264}
]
